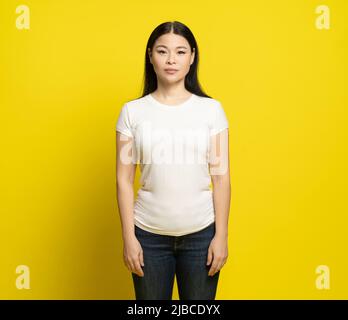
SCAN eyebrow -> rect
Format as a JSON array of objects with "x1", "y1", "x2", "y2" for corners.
[{"x1": 155, "y1": 45, "x2": 188, "y2": 49}]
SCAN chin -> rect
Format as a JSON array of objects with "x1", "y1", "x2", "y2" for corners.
[{"x1": 161, "y1": 75, "x2": 182, "y2": 83}]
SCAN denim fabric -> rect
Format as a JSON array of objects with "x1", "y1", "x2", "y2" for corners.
[{"x1": 132, "y1": 222, "x2": 220, "y2": 300}]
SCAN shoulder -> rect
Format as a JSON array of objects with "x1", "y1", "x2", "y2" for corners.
[
  {"x1": 123, "y1": 95, "x2": 149, "y2": 110},
  {"x1": 195, "y1": 94, "x2": 222, "y2": 105},
  {"x1": 194, "y1": 95, "x2": 224, "y2": 113}
]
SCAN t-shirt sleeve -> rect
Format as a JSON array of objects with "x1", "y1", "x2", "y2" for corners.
[
  {"x1": 210, "y1": 101, "x2": 229, "y2": 136},
  {"x1": 116, "y1": 103, "x2": 134, "y2": 137}
]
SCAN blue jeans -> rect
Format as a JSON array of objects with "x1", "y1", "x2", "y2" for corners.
[{"x1": 132, "y1": 222, "x2": 220, "y2": 300}]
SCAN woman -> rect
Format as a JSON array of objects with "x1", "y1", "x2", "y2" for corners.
[{"x1": 116, "y1": 21, "x2": 231, "y2": 300}]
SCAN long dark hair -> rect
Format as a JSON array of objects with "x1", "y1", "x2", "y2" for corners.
[{"x1": 139, "y1": 21, "x2": 212, "y2": 99}]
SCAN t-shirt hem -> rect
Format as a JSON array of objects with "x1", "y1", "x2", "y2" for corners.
[
  {"x1": 134, "y1": 218, "x2": 215, "y2": 236},
  {"x1": 210, "y1": 126, "x2": 229, "y2": 136},
  {"x1": 116, "y1": 128, "x2": 133, "y2": 137}
]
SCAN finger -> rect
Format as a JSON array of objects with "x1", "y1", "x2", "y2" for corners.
[
  {"x1": 133, "y1": 259, "x2": 144, "y2": 277},
  {"x1": 214, "y1": 262, "x2": 223, "y2": 275},
  {"x1": 128, "y1": 260, "x2": 135, "y2": 273},
  {"x1": 125, "y1": 260, "x2": 131, "y2": 272},
  {"x1": 208, "y1": 259, "x2": 221, "y2": 276},
  {"x1": 208, "y1": 261, "x2": 218, "y2": 276},
  {"x1": 139, "y1": 251, "x2": 144, "y2": 267},
  {"x1": 214, "y1": 259, "x2": 226, "y2": 275},
  {"x1": 206, "y1": 248, "x2": 213, "y2": 265}
]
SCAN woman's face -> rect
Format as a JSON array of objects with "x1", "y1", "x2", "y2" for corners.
[{"x1": 148, "y1": 33, "x2": 195, "y2": 84}]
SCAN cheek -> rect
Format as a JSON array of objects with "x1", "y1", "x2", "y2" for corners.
[
  {"x1": 152, "y1": 55, "x2": 165, "y2": 66},
  {"x1": 180, "y1": 60, "x2": 192, "y2": 72},
  {"x1": 182, "y1": 56, "x2": 192, "y2": 67}
]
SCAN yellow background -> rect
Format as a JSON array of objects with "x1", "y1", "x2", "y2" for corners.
[{"x1": 0, "y1": 0, "x2": 347, "y2": 299}]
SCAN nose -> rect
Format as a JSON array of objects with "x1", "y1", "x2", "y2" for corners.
[{"x1": 166, "y1": 53, "x2": 176, "y2": 64}]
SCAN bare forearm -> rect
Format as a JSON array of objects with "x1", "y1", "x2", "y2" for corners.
[
  {"x1": 116, "y1": 180, "x2": 135, "y2": 241},
  {"x1": 212, "y1": 179, "x2": 231, "y2": 239}
]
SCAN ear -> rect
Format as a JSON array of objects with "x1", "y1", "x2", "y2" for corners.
[
  {"x1": 148, "y1": 48, "x2": 152, "y2": 64},
  {"x1": 190, "y1": 48, "x2": 195, "y2": 65}
]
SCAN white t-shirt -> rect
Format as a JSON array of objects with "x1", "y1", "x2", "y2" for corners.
[{"x1": 116, "y1": 93, "x2": 229, "y2": 236}]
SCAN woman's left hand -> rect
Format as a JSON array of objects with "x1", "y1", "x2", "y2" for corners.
[{"x1": 206, "y1": 234, "x2": 228, "y2": 276}]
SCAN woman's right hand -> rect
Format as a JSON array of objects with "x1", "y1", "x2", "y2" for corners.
[{"x1": 123, "y1": 235, "x2": 145, "y2": 277}]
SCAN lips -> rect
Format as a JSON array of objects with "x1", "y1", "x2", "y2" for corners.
[{"x1": 164, "y1": 68, "x2": 178, "y2": 74}]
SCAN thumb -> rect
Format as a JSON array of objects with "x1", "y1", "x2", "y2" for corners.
[{"x1": 206, "y1": 248, "x2": 213, "y2": 265}]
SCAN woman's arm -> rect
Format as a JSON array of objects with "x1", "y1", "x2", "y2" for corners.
[
  {"x1": 209, "y1": 128, "x2": 231, "y2": 239},
  {"x1": 116, "y1": 132, "x2": 144, "y2": 277},
  {"x1": 116, "y1": 131, "x2": 137, "y2": 241},
  {"x1": 207, "y1": 128, "x2": 231, "y2": 276}
]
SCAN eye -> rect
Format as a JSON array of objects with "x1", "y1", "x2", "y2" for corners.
[
  {"x1": 178, "y1": 51, "x2": 186, "y2": 54},
  {"x1": 157, "y1": 50, "x2": 167, "y2": 54}
]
